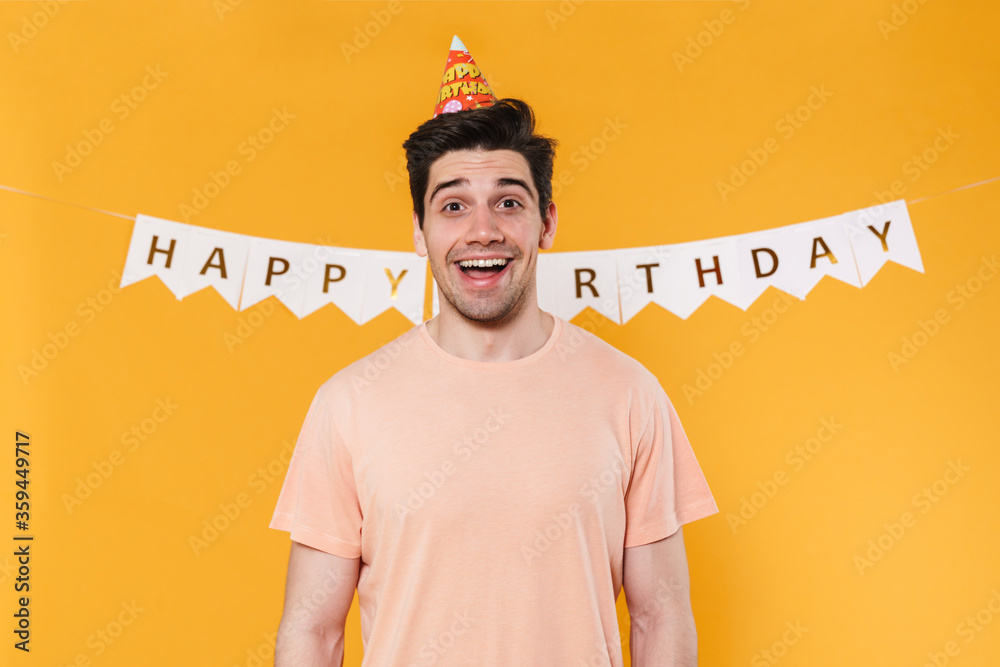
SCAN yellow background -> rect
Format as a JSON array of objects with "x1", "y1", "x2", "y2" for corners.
[{"x1": 2, "y1": 1, "x2": 999, "y2": 665}]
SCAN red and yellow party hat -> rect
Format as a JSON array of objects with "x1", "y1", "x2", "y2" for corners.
[{"x1": 433, "y1": 35, "x2": 498, "y2": 118}]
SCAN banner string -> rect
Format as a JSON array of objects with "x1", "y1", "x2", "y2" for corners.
[
  {"x1": 2, "y1": 174, "x2": 999, "y2": 229},
  {"x1": 906, "y1": 175, "x2": 1000, "y2": 205},
  {"x1": 0, "y1": 183, "x2": 135, "y2": 221}
]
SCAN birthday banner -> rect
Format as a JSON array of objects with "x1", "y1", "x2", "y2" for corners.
[{"x1": 120, "y1": 199, "x2": 923, "y2": 323}]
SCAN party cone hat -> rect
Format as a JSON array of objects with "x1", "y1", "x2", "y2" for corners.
[{"x1": 433, "y1": 35, "x2": 498, "y2": 117}]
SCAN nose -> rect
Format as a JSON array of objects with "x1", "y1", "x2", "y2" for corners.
[{"x1": 464, "y1": 203, "x2": 504, "y2": 246}]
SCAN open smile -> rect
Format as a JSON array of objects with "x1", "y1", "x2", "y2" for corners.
[{"x1": 454, "y1": 257, "x2": 513, "y2": 288}]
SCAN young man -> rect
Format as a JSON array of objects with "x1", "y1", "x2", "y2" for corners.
[{"x1": 270, "y1": 96, "x2": 718, "y2": 666}]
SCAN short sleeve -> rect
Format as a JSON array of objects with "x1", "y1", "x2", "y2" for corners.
[
  {"x1": 269, "y1": 383, "x2": 363, "y2": 559},
  {"x1": 623, "y1": 387, "x2": 718, "y2": 548}
]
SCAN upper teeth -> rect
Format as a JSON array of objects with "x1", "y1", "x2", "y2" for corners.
[{"x1": 459, "y1": 258, "x2": 508, "y2": 268}]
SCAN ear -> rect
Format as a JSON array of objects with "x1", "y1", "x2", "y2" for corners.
[
  {"x1": 538, "y1": 200, "x2": 558, "y2": 251},
  {"x1": 412, "y1": 211, "x2": 427, "y2": 257}
]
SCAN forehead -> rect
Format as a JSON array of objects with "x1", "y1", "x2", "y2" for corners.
[{"x1": 426, "y1": 149, "x2": 534, "y2": 198}]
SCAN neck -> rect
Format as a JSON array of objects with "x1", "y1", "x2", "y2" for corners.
[{"x1": 425, "y1": 298, "x2": 555, "y2": 362}]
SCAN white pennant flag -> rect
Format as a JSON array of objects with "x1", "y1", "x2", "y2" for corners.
[
  {"x1": 783, "y1": 214, "x2": 862, "y2": 299},
  {"x1": 120, "y1": 214, "x2": 195, "y2": 298},
  {"x1": 240, "y1": 238, "x2": 324, "y2": 318},
  {"x1": 616, "y1": 246, "x2": 666, "y2": 324},
  {"x1": 652, "y1": 238, "x2": 740, "y2": 320},
  {"x1": 431, "y1": 274, "x2": 440, "y2": 318},
  {"x1": 681, "y1": 238, "x2": 743, "y2": 312},
  {"x1": 357, "y1": 250, "x2": 427, "y2": 325},
  {"x1": 534, "y1": 252, "x2": 557, "y2": 318},
  {"x1": 841, "y1": 200, "x2": 924, "y2": 286},
  {"x1": 732, "y1": 227, "x2": 802, "y2": 309},
  {"x1": 183, "y1": 226, "x2": 251, "y2": 309},
  {"x1": 537, "y1": 251, "x2": 620, "y2": 323},
  {"x1": 300, "y1": 247, "x2": 367, "y2": 322}
]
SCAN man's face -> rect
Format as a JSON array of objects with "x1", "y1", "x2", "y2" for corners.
[{"x1": 413, "y1": 148, "x2": 557, "y2": 323}]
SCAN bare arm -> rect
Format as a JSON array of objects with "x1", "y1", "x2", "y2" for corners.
[
  {"x1": 275, "y1": 540, "x2": 361, "y2": 667},
  {"x1": 622, "y1": 527, "x2": 698, "y2": 667}
]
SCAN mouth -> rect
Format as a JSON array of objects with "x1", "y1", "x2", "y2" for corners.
[{"x1": 454, "y1": 257, "x2": 512, "y2": 287}]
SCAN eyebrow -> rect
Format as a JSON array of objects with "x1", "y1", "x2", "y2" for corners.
[
  {"x1": 429, "y1": 178, "x2": 467, "y2": 204},
  {"x1": 496, "y1": 178, "x2": 534, "y2": 199},
  {"x1": 428, "y1": 177, "x2": 535, "y2": 204}
]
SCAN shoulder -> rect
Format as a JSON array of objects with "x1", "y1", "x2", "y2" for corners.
[
  {"x1": 556, "y1": 318, "x2": 663, "y2": 394},
  {"x1": 558, "y1": 318, "x2": 654, "y2": 376},
  {"x1": 315, "y1": 324, "x2": 424, "y2": 401}
]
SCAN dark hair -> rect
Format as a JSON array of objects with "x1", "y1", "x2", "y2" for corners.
[{"x1": 402, "y1": 98, "x2": 558, "y2": 229}]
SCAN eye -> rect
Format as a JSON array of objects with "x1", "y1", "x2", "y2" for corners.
[
  {"x1": 500, "y1": 198, "x2": 522, "y2": 209},
  {"x1": 443, "y1": 202, "x2": 462, "y2": 212}
]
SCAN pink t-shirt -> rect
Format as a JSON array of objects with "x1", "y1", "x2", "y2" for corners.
[{"x1": 270, "y1": 315, "x2": 718, "y2": 666}]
